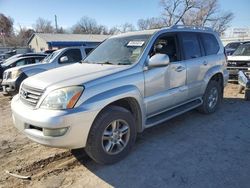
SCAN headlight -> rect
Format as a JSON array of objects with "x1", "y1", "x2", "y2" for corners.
[
  {"x1": 10, "y1": 70, "x2": 22, "y2": 79},
  {"x1": 40, "y1": 86, "x2": 84, "y2": 110}
]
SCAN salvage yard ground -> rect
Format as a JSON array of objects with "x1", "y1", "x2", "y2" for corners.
[{"x1": 0, "y1": 83, "x2": 250, "y2": 188}]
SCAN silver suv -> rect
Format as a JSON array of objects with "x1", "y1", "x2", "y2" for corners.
[{"x1": 11, "y1": 26, "x2": 228, "y2": 164}]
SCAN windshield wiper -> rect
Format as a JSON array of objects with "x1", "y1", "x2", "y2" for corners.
[{"x1": 99, "y1": 61, "x2": 114, "y2": 65}]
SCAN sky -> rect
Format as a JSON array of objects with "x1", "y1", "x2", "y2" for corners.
[{"x1": 0, "y1": 0, "x2": 250, "y2": 31}]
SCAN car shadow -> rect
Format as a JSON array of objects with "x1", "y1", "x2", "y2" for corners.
[{"x1": 72, "y1": 97, "x2": 249, "y2": 187}]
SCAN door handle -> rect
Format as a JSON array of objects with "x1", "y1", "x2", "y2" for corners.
[
  {"x1": 175, "y1": 66, "x2": 185, "y2": 72},
  {"x1": 203, "y1": 61, "x2": 208, "y2": 66}
]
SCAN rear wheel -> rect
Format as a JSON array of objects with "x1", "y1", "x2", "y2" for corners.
[
  {"x1": 85, "y1": 106, "x2": 136, "y2": 164},
  {"x1": 238, "y1": 85, "x2": 244, "y2": 94},
  {"x1": 198, "y1": 80, "x2": 222, "y2": 114},
  {"x1": 245, "y1": 89, "x2": 250, "y2": 101}
]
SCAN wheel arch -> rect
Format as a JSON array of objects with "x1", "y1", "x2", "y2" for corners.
[
  {"x1": 203, "y1": 65, "x2": 225, "y2": 94},
  {"x1": 95, "y1": 97, "x2": 143, "y2": 133}
]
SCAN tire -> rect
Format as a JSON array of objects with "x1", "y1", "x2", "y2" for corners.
[
  {"x1": 238, "y1": 85, "x2": 244, "y2": 94},
  {"x1": 197, "y1": 80, "x2": 222, "y2": 114},
  {"x1": 245, "y1": 89, "x2": 250, "y2": 101},
  {"x1": 85, "y1": 106, "x2": 136, "y2": 164}
]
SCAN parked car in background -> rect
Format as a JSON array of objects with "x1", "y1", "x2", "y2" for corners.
[
  {"x1": 225, "y1": 41, "x2": 250, "y2": 56},
  {"x1": 225, "y1": 42, "x2": 243, "y2": 56},
  {"x1": 0, "y1": 53, "x2": 48, "y2": 65},
  {"x1": 1, "y1": 46, "x2": 95, "y2": 95},
  {"x1": 11, "y1": 26, "x2": 228, "y2": 164},
  {"x1": 227, "y1": 42, "x2": 250, "y2": 80},
  {"x1": 238, "y1": 70, "x2": 250, "y2": 100},
  {"x1": 0, "y1": 54, "x2": 47, "y2": 79}
]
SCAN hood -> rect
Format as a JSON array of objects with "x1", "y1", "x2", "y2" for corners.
[
  {"x1": 23, "y1": 63, "x2": 128, "y2": 90},
  {"x1": 3, "y1": 62, "x2": 45, "y2": 73},
  {"x1": 227, "y1": 56, "x2": 250, "y2": 61}
]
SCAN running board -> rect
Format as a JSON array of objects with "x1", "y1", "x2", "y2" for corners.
[{"x1": 145, "y1": 98, "x2": 203, "y2": 128}]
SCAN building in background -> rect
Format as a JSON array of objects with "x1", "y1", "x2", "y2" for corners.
[
  {"x1": 28, "y1": 33, "x2": 109, "y2": 52},
  {"x1": 221, "y1": 27, "x2": 250, "y2": 46}
]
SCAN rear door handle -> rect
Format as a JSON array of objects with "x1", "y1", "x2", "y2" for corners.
[{"x1": 175, "y1": 66, "x2": 185, "y2": 72}]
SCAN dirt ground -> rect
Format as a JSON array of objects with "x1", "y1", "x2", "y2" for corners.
[{"x1": 0, "y1": 83, "x2": 250, "y2": 188}]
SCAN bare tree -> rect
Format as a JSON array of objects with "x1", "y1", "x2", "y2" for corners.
[
  {"x1": 108, "y1": 26, "x2": 121, "y2": 35},
  {"x1": 181, "y1": 0, "x2": 233, "y2": 34},
  {"x1": 120, "y1": 23, "x2": 135, "y2": 33},
  {"x1": 33, "y1": 18, "x2": 54, "y2": 33},
  {"x1": 160, "y1": 0, "x2": 198, "y2": 26},
  {"x1": 72, "y1": 16, "x2": 108, "y2": 34},
  {"x1": 57, "y1": 27, "x2": 65, "y2": 34},
  {"x1": 138, "y1": 0, "x2": 234, "y2": 35},
  {"x1": 137, "y1": 17, "x2": 165, "y2": 30},
  {"x1": 0, "y1": 13, "x2": 14, "y2": 36},
  {"x1": 210, "y1": 12, "x2": 234, "y2": 34}
]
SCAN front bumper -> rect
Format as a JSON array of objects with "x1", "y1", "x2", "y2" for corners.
[
  {"x1": 227, "y1": 66, "x2": 250, "y2": 81},
  {"x1": 1, "y1": 73, "x2": 28, "y2": 95},
  {"x1": 11, "y1": 95, "x2": 99, "y2": 149},
  {"x1": 1, "y1": 79, "x2": 17, "y2": 94}
]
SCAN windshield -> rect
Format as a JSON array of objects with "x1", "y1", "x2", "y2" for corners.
[
  {"x1": 83, "y1": 34, "x2": 151, "y2": 65},
  {"x1": 41, "y1": 50, "x2": 60, "y2": 63},
  {"x1": 233, "y1": 44, "x2": 250, "y2": 56},
  {"x1": 225, "y1": 42, "x2": 241, "y2": 50}
]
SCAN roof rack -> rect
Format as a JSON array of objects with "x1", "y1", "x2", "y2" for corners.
[{"x1": 170, "y1": 25, "x2": 213, "y2": 31}]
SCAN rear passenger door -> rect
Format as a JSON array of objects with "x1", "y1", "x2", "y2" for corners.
[{"x1": 180, "y1": 32, "x2": 207, "y2": 99}]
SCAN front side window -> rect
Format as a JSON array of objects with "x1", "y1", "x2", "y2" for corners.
[
  {"x1": 60, "y1": 49, "x2": 82, "y2": 64},
  {"x1": 15, "y1": 59, "x2": 27, "y2": 66},
  {"x1": 149, "y1": 35, "x2": 178, "y2": 62},
  {"x1": 181, "y1": 33, "x2": 201, "y2": 60},
  {"x1": 233, "y1": 44, "x2": 250, "y2": 56},
  {"x1": 85, "y1": 48, "x2": 93, "y2": 55},
  {"x1": 84, "y1": 35, "x2": 151, "y2": 65}
]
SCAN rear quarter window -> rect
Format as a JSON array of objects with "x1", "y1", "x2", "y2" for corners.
[{"x1": 200, "y1": 33, "x2": 220, "y2": 55}]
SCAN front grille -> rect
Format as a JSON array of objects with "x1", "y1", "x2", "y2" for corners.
[
  {"x1": 227, "y1": 61, "x2": 250, "y2": 67},
  {"x1": 20, "y1": 84, "x2": 44, "y2": 107}
]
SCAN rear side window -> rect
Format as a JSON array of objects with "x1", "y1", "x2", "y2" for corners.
[
  {"x1": 181, "y1": 33, "x2": 201, "y2": 60},
  {"x1": 60, "y1": 49, "x2": 82, "y2": 63},
  {"x1": 26, "y1": 58, "x2": 35, "y2": 64},
  {"x1": 35, "y1": 57, "x2": 44, "y2": 63},
  {"x1": 200, "y1": 33, "x2": 219, "y2": 55}
]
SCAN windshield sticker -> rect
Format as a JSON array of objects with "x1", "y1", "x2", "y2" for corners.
[{"x1": 127, "y1": 41, "x2": 145, "y2": 47}]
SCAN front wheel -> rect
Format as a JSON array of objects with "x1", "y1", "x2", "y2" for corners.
[
  {"x1": 85, "y1": 106, "x2": 136, "y2": 164},
  {"x1": 198, "y1": 80, "x2": 222, "y2": 114}
]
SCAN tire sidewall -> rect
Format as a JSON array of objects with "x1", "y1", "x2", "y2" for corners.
[
  {"x1": 203, "y1": 81, "x2": 222, "y2": 113},
  {"x1": 86, "y1": 106, "x2": 136, "y2": 164}
]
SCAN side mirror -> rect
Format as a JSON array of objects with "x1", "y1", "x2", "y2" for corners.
[
  {"x1": 147, "y1": 54, "x2": 170, "y2": 68},
  {"x1": 59, "y1": 56, "x2": 69, "y2": 63}
]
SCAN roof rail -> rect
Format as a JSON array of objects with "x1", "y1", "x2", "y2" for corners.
[{"x1": 170, "y1": 25, "x2": 213, "y2": 31}]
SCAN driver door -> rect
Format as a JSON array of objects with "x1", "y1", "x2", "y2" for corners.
[{"x1": 144, "y1": 34, "x2": 187, "y2": 117}]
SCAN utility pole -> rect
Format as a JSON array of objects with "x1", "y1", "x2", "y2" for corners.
[{"x1": 55, "y1": 15, "x2": 58, "y2": 33}]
